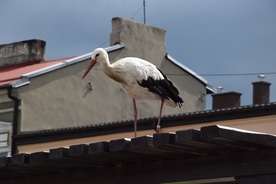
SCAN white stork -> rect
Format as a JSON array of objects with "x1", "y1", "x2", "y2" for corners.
[{"x1": 82, "y1": 48, "x2": 183, "y2": 137}]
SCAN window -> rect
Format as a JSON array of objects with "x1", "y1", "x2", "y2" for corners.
[{"x1": 0, "y1": 132, "x2": 8, "y2": 147}]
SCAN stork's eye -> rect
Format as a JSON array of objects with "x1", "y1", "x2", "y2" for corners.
[{"x1": 95, "y1": 53, "x2": 100, "y2": 59}]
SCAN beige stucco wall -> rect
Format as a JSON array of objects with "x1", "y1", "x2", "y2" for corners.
[
  {"x1": 15, "y1": 52, "x2": 205, "y2": 132},
  {"x1": 13, "y1": 17, "x2": 207, "y2": 133}
]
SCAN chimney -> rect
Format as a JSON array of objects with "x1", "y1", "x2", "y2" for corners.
[
  {"x1": 0, "y1": 39, "x2": 46, "y2": 68},
  {"x1": 212, "y1": 91, "x2": 242, "y2": 110},
  {"x1": 252, "y1": 75, "x2": 271, "y2": 105},
  {"x1": 110, "y1": 17, "x2": 166, "y2": 67}
]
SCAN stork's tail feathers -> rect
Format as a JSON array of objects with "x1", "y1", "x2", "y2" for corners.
[
  {"x1": 138, "y1": 67, "x2": 184, "y2": 108},
  {"x1": 156, "y1": 69, "x2": 184, "y2": 108}
]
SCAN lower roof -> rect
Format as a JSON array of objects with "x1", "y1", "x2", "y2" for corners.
[
  {"x1": 14, "y1": 102, "x2": 276, "y2": 146},
  {"x1": 1, "y1": 125, "x2": 276, "y2": 183}
]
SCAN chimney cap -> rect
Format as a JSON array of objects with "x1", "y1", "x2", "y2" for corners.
[
  {"x1": 258, "y1": 74, "x2": 266, "y2": 81},
  {"x1": 216, "y1": 86, "x2": 223, "y2": 93}
]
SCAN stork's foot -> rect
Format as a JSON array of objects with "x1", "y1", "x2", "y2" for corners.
[
  {"x1": 153, "y1": 121, "x2": 161, "y2": 133},
  {"x1": 156, "y1": 125, "x2": 161, "y2": 133}
]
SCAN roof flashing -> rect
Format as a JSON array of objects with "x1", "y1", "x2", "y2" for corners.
[{"x1": 12, "y1": 76, "x2": 30, "y2": 88}]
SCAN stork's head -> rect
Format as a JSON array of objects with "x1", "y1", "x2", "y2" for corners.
[{"x1": 82, "y1": 48, "x2": 107, "y2": 79}]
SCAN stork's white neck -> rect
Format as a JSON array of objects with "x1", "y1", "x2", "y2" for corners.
[
  {"x1": 99, "y1": 57, "x2": 125, "y2": 84},
  {"x1": 98, "y1": 56, "x2": 111, "y2": 73}
]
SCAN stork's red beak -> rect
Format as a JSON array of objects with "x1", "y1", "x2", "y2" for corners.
[{"x1": 82, "y1": 59, "x2": 97, "y2": 79}]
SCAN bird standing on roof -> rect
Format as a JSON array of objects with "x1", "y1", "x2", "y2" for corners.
[{"x1": 82, "y1": 48, "x2": 183, "y2": 137}]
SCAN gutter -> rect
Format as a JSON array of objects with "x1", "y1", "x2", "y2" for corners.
[
  {"x1": 7, "y1": 87, "x2": 20, "y2": 154},
  {"x1": 13, "y1": 102, "x2": 276, "y2": 145}
]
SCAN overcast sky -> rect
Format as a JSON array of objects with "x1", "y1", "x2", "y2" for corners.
[{"x1": 1, "y1": 0, "x2": 276, "y2": 109}]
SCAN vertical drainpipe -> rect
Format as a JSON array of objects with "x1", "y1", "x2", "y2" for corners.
[{"x1": 7, "y1": 86, "x2": 19, "y2": 155}]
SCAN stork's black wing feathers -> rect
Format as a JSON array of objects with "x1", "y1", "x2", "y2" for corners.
[{"x1": 138, "y1": 68, "x2": 183, "y2": 107}]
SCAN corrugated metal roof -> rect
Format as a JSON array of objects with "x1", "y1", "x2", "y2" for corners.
[{"x1": 13, "y1": 102, "x2": 276, "y2": 145}]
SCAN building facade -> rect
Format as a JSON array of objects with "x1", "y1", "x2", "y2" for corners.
[{"x1": 0, "y1": 17, "x2": 214, "y2": 154}]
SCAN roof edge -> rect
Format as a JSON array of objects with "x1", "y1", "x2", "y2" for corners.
[
  {"x1": 11, "y1": 43, "x2": 126, "y2": 88},
  {"x1": 14, "y1": 102, "x2": 276, "y2": 145},
  {"x1": 166, "y1": 54, "x2": 207, "y2": 84},
  {"x1": 12, "y1": 76, "x2": 30, "y2": 88},
  {"x1": 166, "y1": 54, "x2": 216, "y2": 94},
  {"x1": 206, "y1": 84, "x2": 216, "y2": 94}
]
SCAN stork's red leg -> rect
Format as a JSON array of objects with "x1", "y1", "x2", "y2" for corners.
[
  {"x1": 133, "y1": 99, "x2": 138, "y2": 137},
  {"x1": 156, "y1": 98, "x2": 165, "y2": 133}
]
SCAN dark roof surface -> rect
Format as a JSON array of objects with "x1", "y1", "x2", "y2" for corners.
[
  {"x1": 14, "y1": 102, "x2": 276, "y2": 145},
  {"x1": 2, "y1": 125, "x2": 276, "y2": 183}
]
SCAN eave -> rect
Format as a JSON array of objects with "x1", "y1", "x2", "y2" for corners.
[{"x1": 14, "y1": 102, "x2": 276, "y2": 146}]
